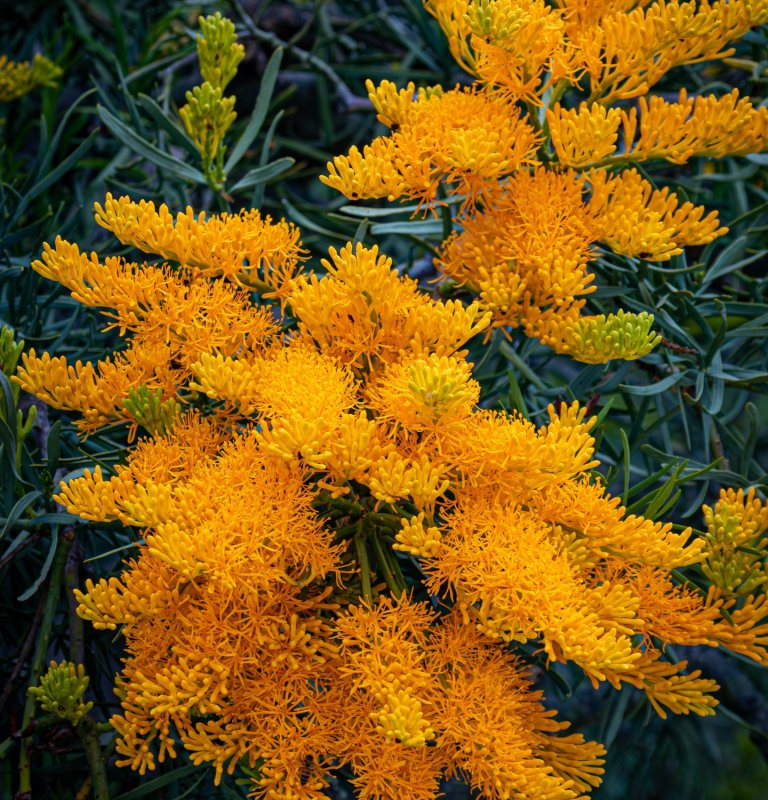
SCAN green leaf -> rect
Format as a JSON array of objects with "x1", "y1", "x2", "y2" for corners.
[
  {"x1": 0, "y1": 418, "x2": 25, "y2": 506},
  {"x1": 654, "y1": 487, "x2": 682, "y2": 520},
  {"x1": 18, "y1": 525, "x2": 59, "y2": 601},
  {"x1": 497, "y1": 340, "x2": 546, "y2": 390},
  {"x1": 229, "y1": 157, "x2": 295, "y2": 193},
  {"x1": 113, "y1": 764, "x2": 205, "y2": 800},
  {"x1": 370, "y1": 219, "x2": 444, "y2": 236},
  {"x1": 639, "y1": 445, "x2": 737, "y2": 483},
  {"x1": 506, "y1": 369, "x2": 529, "y2": 419},
  {"x1": 725, "y1": 311, "x2": 768, "y2": 340},
  {"x1": 653, "y1": 308, "x2": 700, "y2": 351},
  {"x1": 543, "y1": 664, "x2": 573, "y2": 698},
  {"x1": 620, "y1": 370, "x2": 694, "y2": 396},
  {"x1": 708, "y1": 366, "x2": 768, "y2": 382},
  {"x1": 46, "y1": 419, "x2": 62, "y2": 475},
  {"x1": 6, "y1": 512, "x2": 81, "y2": 528},
  {"x1": 125, "y1": 49, "x2": 197, "y2": 86},
  {"x1": 0, "y1": 372, "x2": 16, "y2": 426},
  {"x1": 702, "y1": 302, "x2": 728, "y2": 367},
  {"x1": 702, "y1": 235, "x2": 750, "y2": 284},
  {"x1": 1, "y1": 529, "x2": 32, "y2": 563},
  {"x1": 603, "y1": 688, "x2": 633, "y2": 750},
  {"x1": 340, "y1": 203, "x2": 423, "y2": 218},
  {"x1": 17, "y1": 129, "x2": 100, "y2": 220},
  {"x1": 225, "y1": 47, "x2": 284, "y2": 174},
  {"x1": 591, "y1": 396, "x2": 616, "y2": 430},
  {"x1": 251, "y1": 109, "x2": 285, "y2": 208},
  {"x1": 31, "y1": 88, "x2": 96, "y2": 182},
  {"x1": 97, "y1": 105, "x2": 206, "y2": 184},
  {"x1": 680, "y1": 479, "x2": 709, "y2": 518},
  {"x1": 626, "y1": 461, "x2": 676, "y2": 500},
  {"x1": 619, "y1": 428, "x2": 631, "y2": 506},
  {"x1": 83, "y1": 541, "x2": 140, "y2": 564},
  {"x1": 352, "y1": 219, "x2": 369, "y2": 246},
  {"x1": 629, "y1": 460, "x2": 686, "y2": 520},
  {"x1": 281, "y1": 198, "x2": 350, "y2": 240},
  {"x1": 740, "y1": 402, "x2": 761, "y2": 476},
  {"x1": 136, "y1": 94, "x2": 198, "y2": 154},
  {"x1": 0, "y1": 491, "x2": 42, "y2": 542},
  {"x1": 104, "y1": 0, "x2": 130, "y2": 73}
]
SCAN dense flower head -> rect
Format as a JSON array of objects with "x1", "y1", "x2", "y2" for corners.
[
  {"x1": 324, "y1": 0, "x2": 768, "y2": 362},
  {"x1": 289, "y1": 241, "x2": 491, "y2": 372},
  {"x1": 546, "y1": 90, "x2": 768, "y2": 169},
  {"x1": 16, "y1": 187, "x2": 768, "y2": 799}
]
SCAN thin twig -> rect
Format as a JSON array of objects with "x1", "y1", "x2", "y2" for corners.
[
  {"x1": 65, "y1": 536, "x2": 85, "y2": 666},
  {"x1": 75, "y1": 716, "x2": 110, "y2": 800},
  {"x1": 229, "y1": 0, "x2": 371, "y2": 111},
  {"x1": 17, "y1": 528, "x2": 74, "y2": 796},
  {"x1": 0, "y1": 531, "x2": 43, "y2": 571},
  {"x1": 354, "y1": 523, "x2": 372, "y2": 604},
  {"x1": 0, "y1": 587, "x2": 45, "y2": 715}
]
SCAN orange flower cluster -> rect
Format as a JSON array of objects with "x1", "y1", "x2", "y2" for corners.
[
  {"x1": 324, "y1": 0, "x2": 768, "y2": 362},
  {"x1": 15, "y1": 198, "x2": 768, "y2": 799}
]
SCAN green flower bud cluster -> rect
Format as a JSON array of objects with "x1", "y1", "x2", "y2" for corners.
[
  {"x1": 28, "y1": 661, "x2": 94, "y2": 726},
  {"x1": 197, "y1": 12, "x2": 245, "y2": 91},
  {"x1": 122, "y1": 385, "x2": 181, "y2": 437},
  {"x1": 180, "y1": 83, "x2": 237, "y2": 170},
  {"x1": 0, "y1": 326, "x2": 24, "y2": 383},
  {"x1": 567, "y1": 310, "x2": 662, "y2": 364},
  {"x1": 180, "y1": 13, "x2": 245, "y2": 191},
  {"x1": 0, "y1": 327, "x2": 37, "y2": 467}
]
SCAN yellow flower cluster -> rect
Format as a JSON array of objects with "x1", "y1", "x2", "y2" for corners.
[
  {"x1": 547, "y1": 90, "x2": 768, "y2": 168},
  {"x1": 0, "y1": 53, "x2": 62, "y2": 102},
  {"x1": 323, "y1": 84, "x2": 540, "y2": 209},
  {"x1": 19, "y1": 199, "x2": 302, "y2": 438},
  {"x1": 16, "y1": 198, "x2": 768, "y2": 799},
  {"x1": 93, "y1": 193, "x2": 306, "y2": 299},
  {"x1": 324, "y1": 0, "x2": 768, "y2": 362}
]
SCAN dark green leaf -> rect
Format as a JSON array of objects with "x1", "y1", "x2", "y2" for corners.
[
  {"x1": 620, "y1": 370, "x2": 694, "y2": 396},
  {"x1": 17, "y1": 526, "x2": 58, "y2": 601},
  {"x1": 225, "y1": 47, "x2": 284, "y2": 174},
  {"x1": 136, "y1": 93, "x2": 198, "y2": 154},
  {"x1": 97, "y1": 105, "x2": 205, "y2": 183},
  {"x1": 113, "y1": 764, "x2": 205, "y2": 800},
  {"x1": 229, "y1": 157, "x2": 295, "y2": 193},
  {"x1": 0, "y1": 491, "x2": 42, "y2": 542}
]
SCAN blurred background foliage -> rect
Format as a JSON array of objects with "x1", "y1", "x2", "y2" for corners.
[{"x1": 1, "y1": 1, "x2": 767, "y2": 798}]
